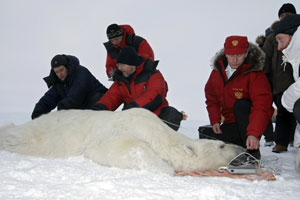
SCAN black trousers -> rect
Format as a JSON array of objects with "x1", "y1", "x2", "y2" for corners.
[
  {"x1": 273, "y1": 93, "x2": 296, "y2": 147},
  {"x1": 293, "y1": 98, "x2": 300, "y2": 124},
  {"x1": 198, "y1": 99, "x2": 273, "y2": 148},
  {"x1": 159, "y1": 106, "x2": 183, "y2": 131}
]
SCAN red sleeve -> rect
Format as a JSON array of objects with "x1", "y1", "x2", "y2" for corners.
[
  {"x1": 247, "y1": 72, "x2": 274, "y2": 137},
  {"x1": 134, "y1": 72, "x2": 167, "y2": 107},
  {"x1": 205, "y1": 71, "x2": 222, "y2": 125},
  {"x1": 97, "y1": 83, "x2": 123, "y2": 111},
  {"x1": 137, "y1": 40, "x2": 155, "y2": 60},
  {"x1": 105, "y1": 54, "x2": 117, "y2": 78}
]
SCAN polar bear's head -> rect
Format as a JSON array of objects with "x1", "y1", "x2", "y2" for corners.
[{"x1": 170, "y1": 139, "x2": 244, "y2": 172}]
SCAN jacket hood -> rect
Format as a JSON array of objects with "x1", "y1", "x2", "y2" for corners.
[
  {"x1": 120, "y1": 25, "x2": 135, "y2": 35},
  {"x1": 120, "y1": 25, "x2": 136, "y2": 49},
  {"x1": 282, "y1": 28, "x2": 300, "y2": 79},
  {"x1": 211, "y1": 43, "x2": 265, "y2": 74},
  {"x1": 136, "y1": 59, "x2": 159, "y2": 74},
  {"x1": 43, "y1": 55, "x2": 80, "y2": 88}
]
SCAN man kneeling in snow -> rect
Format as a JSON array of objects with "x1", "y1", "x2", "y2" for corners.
[
  {"x1": 93, "y1": 46, "x2": 184, "y2": 131},
  {"x1": 31, "y1": 54, "x2": 108, "y2": 119},
  {"x1": 199, "y1": 36, "x2": 274, "y2": 160}
]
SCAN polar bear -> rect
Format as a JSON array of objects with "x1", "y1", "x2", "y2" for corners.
[{"x1": 0, "y1": 108, "x2": 243, "y2": 175}]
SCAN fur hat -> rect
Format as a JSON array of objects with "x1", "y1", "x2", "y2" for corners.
[
  {"x1": 274, "y1": 14, "x2": 300, "y2": 36},
  {"x1": 224, "y1": 36, "x2": 249, "y2": 54},
  {"x1": 117, "y1": 46, "x2": 140, "y2": 66},
  {"x1": 106, "y1": 24, "x2": 124, "y2": 39},
  {"x1": 256, "y1": 35, "x2": 266, "y2": 48},
  {"x1": 51, "y1": 54, "x2": 69, "y2": 68},
  {"x1": 278, "y1": 3, "x2": 296, "y2": 18}
]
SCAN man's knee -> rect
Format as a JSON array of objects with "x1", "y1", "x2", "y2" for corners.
[
  {"x1": 159, "y1": 106, "x2": 183, "y2": 131},
  {"x1": 198, "y1": 125, "x2": 214, "y2": 139}
]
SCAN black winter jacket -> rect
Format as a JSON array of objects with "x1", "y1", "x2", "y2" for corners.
[
  {"x1": 262, "y1": 33, "x2": 294, "y2": 95},
  {"x1": 31, "y1": 55, "x2": 107, "y2": 119}
]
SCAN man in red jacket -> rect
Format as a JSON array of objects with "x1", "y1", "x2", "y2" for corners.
[
  {"x1": 93, "y1": 46, "x2": 184, "y2": 131},
  {"x1": 104, "y1": 24, "x2": 154, "y2": 79},
  {"x1": 198, "y1": 36, "x2": 274, "y2": 159}
]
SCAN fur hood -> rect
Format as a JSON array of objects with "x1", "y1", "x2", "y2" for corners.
[{"x1": 211, "y1": 43, "x2": 265, "y2": 74}]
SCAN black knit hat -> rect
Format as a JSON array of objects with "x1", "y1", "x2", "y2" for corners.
[
  {"x1": 51, "y1": 54, "x2": 69, "y2": 68},
  {"x1": 117, "y1": 46, "x2": 140, "y2": 66},
  {"x1": 278, "y1": 3, "x2": 296, "y2": 18},
  {"x1": 106, "y1": 24, "x2": 124, "y2": 39},
  {"x1": 274, "y1": 14, "x2": 300, "y2": 36}
]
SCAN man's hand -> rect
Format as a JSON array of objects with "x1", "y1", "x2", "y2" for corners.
[
  {"x1": 91, "y1": 103, "x2": 107, "y2": 111},
  {"x1": 212, "y1": 123, "x2": 222, "y2": 134},
  {"x1": 123, "y1": 101, "x2": 139, "y2": 110},
  {"x1": 246, "y1": 135, "x2": 260, "y2": 149}
]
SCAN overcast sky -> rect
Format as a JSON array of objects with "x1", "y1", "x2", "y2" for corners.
[{"x1": 0, "y1": 0, "x2": 299, "y2": 121}]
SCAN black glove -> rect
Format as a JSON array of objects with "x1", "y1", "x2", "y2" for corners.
[
  {"x1": 92, "y1": 103, "x2": 108, "y2": 111},
  {"x1": 57, "y1": 100, "x2": 72, "y2": 110},
  {"x1": 31, "y1": 111, "x2": 42, "y2": 120},
  {"x1": 57, "y1": 102, "x2": 66, "y2": 110},
  {"x1": 123, "y1": 101, "x2": 139, "y2": 110}
]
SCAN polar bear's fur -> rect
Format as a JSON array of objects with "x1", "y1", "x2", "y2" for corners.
[{"x1": 0, "y1": 108, "x2": 243, "y2": 175}]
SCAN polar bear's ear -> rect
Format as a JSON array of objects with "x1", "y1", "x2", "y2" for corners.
[{"x1": 183, "y1": 144, "x2": 195, "y2": 157}]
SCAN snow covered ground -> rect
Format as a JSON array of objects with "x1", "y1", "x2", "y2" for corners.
[{"x1": 0, "y1": 113, "x2": 300, "y2": 200}]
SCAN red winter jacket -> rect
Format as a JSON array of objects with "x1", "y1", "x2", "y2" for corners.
[
  {"x1": 205, "y1": 44, "x2": 274, "y2": 138},
  {"x1": 96, "y1": 59, "x2": 168, "y2": 115},
  {"x1": 103, "y1": 25, "x2": 154, "y2": 78}
]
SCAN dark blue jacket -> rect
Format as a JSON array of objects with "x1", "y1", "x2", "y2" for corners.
[{"x1": 31, "y1": 55, "x2": 107, "y2": 119}]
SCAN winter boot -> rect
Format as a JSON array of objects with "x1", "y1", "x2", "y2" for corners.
[{"x1": 272, "y1": 144, "x2": 287, "y2": 153}]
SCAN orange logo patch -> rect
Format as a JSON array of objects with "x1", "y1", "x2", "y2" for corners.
[
  {"x1": 232, "y1": 40, "x2": 238, "y2": 46},
  {"x1": 234, "y1": 91, "x2": 243, "y2": 99}
]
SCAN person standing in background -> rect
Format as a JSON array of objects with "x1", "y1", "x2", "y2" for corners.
[
  {"x1": 262, "y1": 3, "x2": 297, "y2": 153},
  {"x1": 274, "y1": 13, "x2": 300, "y2": 173}
]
